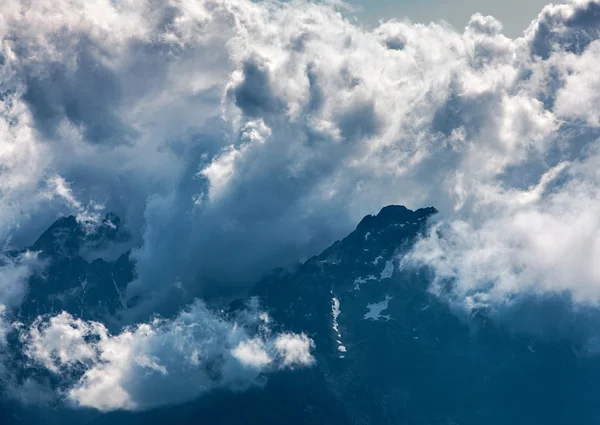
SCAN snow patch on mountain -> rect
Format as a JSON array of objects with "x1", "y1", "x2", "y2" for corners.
[
  {"x1": 353, "y1": 275, "x2": 378, "y2": 291},
  {"x1": 380, "y1": 260, "x2": 394, "y2": 279},
  {"x1": 331, "y1": 296, "x2": 346, "y2": 357},
  {"x1": 364, "y1": 296, "x2": 392, "y2": 321},
  {"x1": 353, "y1": 278, "x2": 365, "y2": 291}
]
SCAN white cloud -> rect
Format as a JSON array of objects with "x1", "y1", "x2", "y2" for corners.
[
  {"x1": 231, "y1": 338, "x2": 272, "y2": 368},
  {"x1": 275, "y1": 333, "x2": 315, "y2": 367},
  {"x1": 406, "y1": 158, "x2": 600, "y2": 309},
  {"x1": 554, "y1": 40, "x2": 600, "y2": 126},
  {"x1": 24, "y1": 312, "x2": 103, "y2": 374},
  {"x1": 0, "y1": 251, "x2": 42, "y2": 311},
  {"x1": 0, "y1": 305, "x2": 9, "y2": 345},
  {"x1": 22, "y1": 299, "x2": 315, "y2": 411},
  {"x1": 0, "y1": 250, "x2": 47, "y2": 403},
  {"x1": 0, "y1": 250, "x2": 43, "y2": 369},
  {"x1": 0, "y1": 94, "x2": 51, "y2": 241},
  {"x1": 44, "y1": 175, "x2": 106, "y2": 230}
]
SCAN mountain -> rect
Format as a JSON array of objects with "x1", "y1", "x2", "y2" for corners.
[
  {"x1": 251, "y1": 205, "x2": 597, "y2": 424},
  {"x1": 16, "y1": 213, "x2": 133, "y2": 328},
  {"x1": 2, "y1": 206, "x2": 599, "y2": 425}
]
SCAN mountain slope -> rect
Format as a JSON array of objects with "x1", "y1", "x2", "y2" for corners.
[
  {"x1": 2, "y1": 205, "x2": 600, "y2": 425},
  {"x1": 252, "y1": 205, "x2": 590, "y2": 425},
  {"x1": 17, "y1": 213, "x2": 133, "y2": 327}
]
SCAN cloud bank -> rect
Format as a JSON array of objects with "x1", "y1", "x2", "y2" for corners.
[
  {"x1": 20, "y1": 299, "x2": 313, "y2": 411},
  {"x1": 0, "y1": 0, "x2": 599, "y2": 306}
]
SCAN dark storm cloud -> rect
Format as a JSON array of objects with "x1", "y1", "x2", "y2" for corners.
[{"x1": 23, "y1": 45, "x2": 135, "y2": 145}]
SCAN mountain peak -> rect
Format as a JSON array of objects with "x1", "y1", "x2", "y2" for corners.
[
  {"x1": 31, "y1": 215, "x2": 81, "y2": 257},
  {"x1": 17, "y1": 213, "x2": 134, "y2": 326},
  {"x1": 31, "y1": 213, "x2": 129, "y2": 258},
  {"x1": 356, "y1": 205, "x2": 437, "y2": 233}
]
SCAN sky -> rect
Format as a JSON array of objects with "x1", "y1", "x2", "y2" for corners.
[
  {"x1": 1, "y1": 0, "x2": 600, "y2": 413},
  {"x1": 347, "y1": 0, "x2": 552, "y2": 37}
]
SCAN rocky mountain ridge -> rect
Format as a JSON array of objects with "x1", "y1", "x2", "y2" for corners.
[{"x1": 2, "y1": 205, "x2": 598, "y2": 425}]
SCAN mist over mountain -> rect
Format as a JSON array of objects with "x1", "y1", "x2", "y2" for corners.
[
  {"x1": 1, "y1": 205, "x2": 599, "y2": 424},
  {"x1": 2, "y1": 0, "x2": 600, "y2": 422}
]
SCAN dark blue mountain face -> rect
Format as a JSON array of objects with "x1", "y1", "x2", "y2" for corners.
[
  {"x1": 17, "y1": 213, "x2": 133, "y2": 327},
  {"x1": 251, "y1": 205, "x2": 597, "y2": 425},
  {"x1": 1, "y1": 214, "x2": 134, "y2": 425},
  {"x1": 2, "y1": 206, "x2": 599, "y2": 425}
]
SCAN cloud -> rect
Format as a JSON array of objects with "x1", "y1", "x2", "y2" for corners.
[
  {"x1": 274, "y1": 333, "x2": 316, "y2": 367},
  {"x1": 0, "y1": 250, "x2": 47, "y2": 403},
  {"x1": 0, "y1": 0, "x2": 600, "y2": 354},
  {"x1": 553, "y1": 40, "x2": 600, "y2": 126},
  {"x1": 0, "y1": 251, "x2": 43, "y2": 311},
  {"x1": 527, "y1": 0, "x2": 600, "y2": 59},
  {"x1": 44, "y1": 175, "x2": 108, "y2": 231},
  {"x1": 406, "y1": 157, "x2": 600, "y2": 308},
  {"x1": 399, "y1": 2, "x2": 600, "y2": 315},
  {"x1": 231, "y1": 338, "x2": 272, "y2": 368},
  {"x1": 21, "y1": 299, "x2": 315, "y2": 411},
  {"x1": 0, "y1": 250, "x2": 43, "y2": 353},
  {"x1": 0, "y1": 306, "x2": 9, "y2": 346}
]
